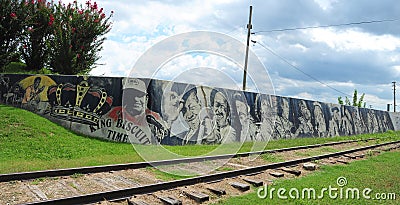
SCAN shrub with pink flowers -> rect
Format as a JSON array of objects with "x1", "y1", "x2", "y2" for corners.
[
  {"x1": 49, "y1": 0, "x2": 113, "y2": 74},
  {"x1": 0, "y1": 0, "x2": 26, "y2": 69},
  {"x1": 0, "y1": 0, "x2": 113, "y2": 74},
  {"x1": 19, "y1": 0, "x2": 54, "y2": 72}
]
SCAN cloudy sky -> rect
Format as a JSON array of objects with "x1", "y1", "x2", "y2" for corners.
[{"x1": 76, "y1": 0, "x2": 400, "y2": 111}]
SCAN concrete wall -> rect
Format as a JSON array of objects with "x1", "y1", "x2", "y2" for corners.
[{"x1": 0, "y1": 74, "x2": 396, "y2": 145}]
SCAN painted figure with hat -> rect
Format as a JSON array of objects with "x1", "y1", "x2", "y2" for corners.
[{"x1": 107, "y1": 78, "x2": 160, "y2": 144}]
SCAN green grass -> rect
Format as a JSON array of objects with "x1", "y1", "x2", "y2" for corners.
[
  {"x1": 294, "y1": 147, "x2": 341, "y2": 157},
  {"x1": 214, "y1": 151, "x2": 400, "y2": 205},
  {"x1": 146, "y1": 167, "x2": 195, "y2": 181},
  {"x1": 261, "y1": 153, "x2": 285, "y2": 163},
  {"x1": 1, "y1": 104, "x2": 400, "y2": 174},
  {"x1": 0, "y1": 105, "x2": 142, "y2": 173}
]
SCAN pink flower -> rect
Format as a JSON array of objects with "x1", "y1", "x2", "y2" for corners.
[
  {"x1": 77, "y1": 54, "x2": 80, "y2": 58},
  {"x1": 91, "y1": 2, "x2": 98, "y2": 10},
  {"x1": 10, "y1": 12, "x2": 17, "y2": 19},
  {"x1": 48, "y1": 14, "x2": 54, "y2": 26}
]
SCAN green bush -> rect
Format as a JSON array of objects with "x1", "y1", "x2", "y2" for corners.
[{"x1": 2, "y1": 61, "x2": 27, "y2": 73}]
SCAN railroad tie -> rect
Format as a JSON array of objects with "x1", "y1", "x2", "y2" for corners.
[
  {"x1": 126, "y1": 199, "x2": 149, "y2": 205},
  {"x1": 337, "y1": 160, "x2": 349, "y2": 164},
  {"x1": 26, "y1": 185, "x2": 48, "y2": 201},
  {"x1": 113, "y1": 175, "x2": 141, "y2": 187},
  {"x1": 303, "y1": 163, "x2": 317, "y2": 171},
  {"x1": 269, "y1": 171, "x2": 284, "y2": 178},
  {"x1": 184, "y1": 191, "x2": 210, "y2": 203},
  {"x1": 92, "y1": 178, "x2": 120, "y2": 190},
  {"x1": 243, "y1": 178, "x2": 264, "y2": 187},
  {"x1": 158, "y1": 196, "x2": 182, "y2": 205},
  {"x1": 279, "y1": 167, "x2": 301, "y2": 176},
  {"x1": 230, "y1": 182, "x2": 250, "y2": 191},
  {"x1": 206, "y1": 187, "x2": 226, "y2": 196},
  {"x1": 343, "y1": 154, "x2": 356, "y2": 159},
  {"x1": 357, "y1": 154, "x2": 365, "y2": 158}
]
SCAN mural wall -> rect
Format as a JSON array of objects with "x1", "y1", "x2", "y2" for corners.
[{"x1": 0, "y1": 74, "x2": 397, "y2": 145}]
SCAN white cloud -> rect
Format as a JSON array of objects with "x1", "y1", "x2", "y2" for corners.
[
  {"x1": 313, "y1": 0, "x2": 338, "y2": 10},
  {"x1": 308, "y1": 28, "x2": 400, "y2": 52}
]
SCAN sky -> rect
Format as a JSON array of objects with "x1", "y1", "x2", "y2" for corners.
[{"x1": 75, "y1": 0, "x2": 400, "y2": 111}]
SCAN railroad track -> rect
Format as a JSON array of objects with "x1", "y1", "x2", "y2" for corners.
[
  {"x1": 0, "y1": 138, "x2": 373, "y2": 182},
  {"x1": 1, "y1": 138, "x2": 399, "y2": 205}
]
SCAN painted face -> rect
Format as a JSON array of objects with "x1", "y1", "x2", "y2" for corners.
[
  {"x1": 33, "y1": 78, "x2": 41, "y2": 89},
  {"x1": 213, "y1": 92, "x2": 229, "y2": 127},
  {"x1": 124, "y1": 89, "x2": 147, "y2": 116},
  {"x1": 162, "y1": 90, "x2": 180, "y2": 121},
  {"x1": 183, "y1": 92, "x2": 201, "y2": 130},
  {"x1": 282, "y1": 98, "x2": 290, "y2": 117},
  {"x1": 261, "y1": 98, "x2": 274, "y2": 120},
  {"x1": 314, "y1": 104, "x2": 323, "y2": 117},
  {"x1": 333, "y1": 110, "x2": 340, "y2": 120},
  {"x1": 300, "y1": 101, "x2": 311, "y2": 120},
  {"x1": 235, "y1": 100, "x2": 248, "y2": 125}
]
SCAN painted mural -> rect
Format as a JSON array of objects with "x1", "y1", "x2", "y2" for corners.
[{"x1": 0, "y1": 74, "x2": 396, "y2": 145}]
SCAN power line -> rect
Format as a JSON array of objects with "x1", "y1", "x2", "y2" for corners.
[
  {"x1": 254, "y1": 41, "x2": 390, "y2": 107},
  {"x1": 252, "y1": 19, "x2": 399, "y2": 34},
  {"x1": 254, "y1": 40, "x2": 352, "y2": 98}
]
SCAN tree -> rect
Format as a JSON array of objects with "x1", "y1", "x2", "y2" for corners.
[
  {"x1": 19, "y1": 0, "x2": 54, "y2": 71},
  {"x1": 338, "y1": 89, "x2": 366, "y2": 108},
  {"x1": 0, "y1": 0, "x2": 25, "y2": 70},
  {"x1": 48, "y1": 0, "x2": 113, "y2": 75},
  {"x1": 1, "y1": 0, "x2": 113, "y2": 75}
]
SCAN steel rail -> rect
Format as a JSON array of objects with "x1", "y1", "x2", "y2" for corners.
[
  {"x1": 22, "y1": 140, "x2": 400, "y2": 205},
  {"x1": 0, "y1": 138, "x2": 373, "y2": 182}
]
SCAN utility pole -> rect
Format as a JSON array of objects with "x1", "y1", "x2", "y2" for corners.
[
  {"x1": 393, "y1": 81, "x2": 396, "y2": 112},
  {"x1": 242, "y1": 5, "x2": 253, "y2": 91}
]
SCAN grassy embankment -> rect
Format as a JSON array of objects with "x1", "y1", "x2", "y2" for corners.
[{"x1": 1, "y1": 104, "x2": 400, "y2": 174}]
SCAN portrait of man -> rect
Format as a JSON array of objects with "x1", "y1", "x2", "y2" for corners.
[
  {"x1": 294, "y1": 100, "x2": 314, "y2": 137},
  {"x1": 313, "y1": 102, "x2": 327, "y2": 137},
  {"x1": 232, "y1": 92, "x2": 257, "y2": 142},
  {"x1": 205, "y1": 88, "x2": 236, "y2": 144},
  {"x1": 22, "y1": 76, "x2": 45, "y2": 110},
  {"x1": 340, "y1": 106, "x2": 354, "y2": 135},
  {"x1": 275, "y1": 97, "x2": 294, "y2": 139},
  {"x1": 107, "y1": 78, "x2": 159, "y2": 144},
  {"x1": 255, "y1": 94, "x2": 276, "y2": 141},
  {"x1": 175, "y1": 87, "x2": 212, "y2": 145},
  {"x1": 366, "y1": 109, "x2": 379, "y2": 133},
  {"x1": 328, "y1": 106, "x2": 340, "y2": 137}
]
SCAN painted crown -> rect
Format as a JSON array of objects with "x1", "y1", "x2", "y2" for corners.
[{"x1": 47, "y1": 78, "x2": 113, "y2": 125}]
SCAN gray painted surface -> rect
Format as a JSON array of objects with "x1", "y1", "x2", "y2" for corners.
[{"x1": 0, "y1": 74, "x2": 396, "y2": 145}]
